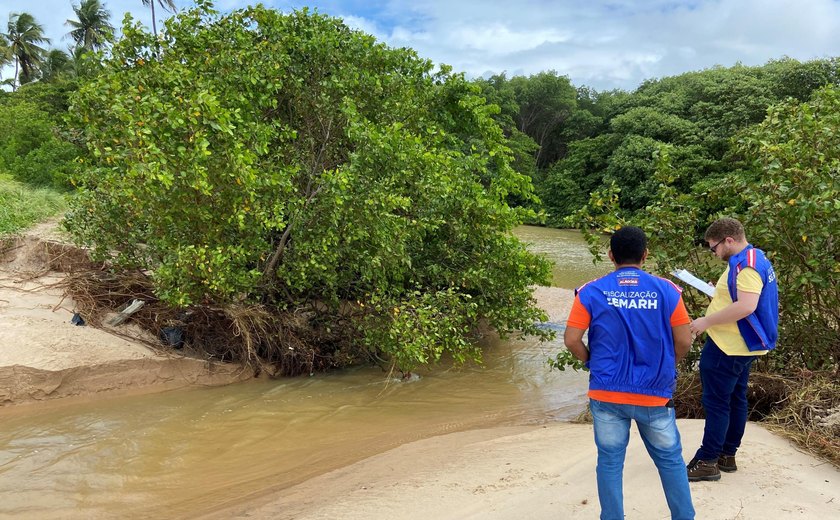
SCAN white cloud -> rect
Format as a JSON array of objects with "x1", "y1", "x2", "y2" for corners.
[
  {"x1": 362, "y1": 0, "x2": 840, "y2": 89},
  {"x1": 339, "y1": 14, "x2": 384, "y2": 40},
  {"x1": 1, "y1": 0, "x2": 838, "y2": 91}
]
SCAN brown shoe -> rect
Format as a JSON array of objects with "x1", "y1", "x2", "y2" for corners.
[
  {"x1": 718, "y1": 454, "x2": 737, "y2": 473},
  {"x1": 687, "y1": 458, "x2": 721, "y2": 482}
]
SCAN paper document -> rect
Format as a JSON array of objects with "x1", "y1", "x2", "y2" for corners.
[{"x1": 671, "y1": 269, "x2": 715, "y2": 297}]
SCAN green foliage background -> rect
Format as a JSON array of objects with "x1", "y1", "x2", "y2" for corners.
[
  {"x1": 0, "y1": 82, "x2": 80, "y2": 188},
  {"x1": 562, "y1": 88, "x2": 840, "y2": 371}
]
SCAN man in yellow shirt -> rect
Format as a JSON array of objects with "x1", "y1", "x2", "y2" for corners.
[{"x1": 686, "y1": 218, "x2": 779, "y2": 482}]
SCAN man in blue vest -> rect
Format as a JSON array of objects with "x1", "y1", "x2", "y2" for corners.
[
  {"x1": 687, "y1": 218, "x2": 779, "y2": 481},
  {"x1": 565, "y1": 226, "x2": 695, "y2": 520}
]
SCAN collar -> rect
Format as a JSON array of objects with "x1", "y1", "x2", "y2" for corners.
[{"x1": 728, "y1": 243, "x2": 755, "y2": 270}]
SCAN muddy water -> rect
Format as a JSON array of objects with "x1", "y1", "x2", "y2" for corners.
[
  {"x1": 514, "y1": 225, "x2": 609, "y2": 289},
  {"x1": 0, "y1": 226, "x2": 605, "y2": 519}
]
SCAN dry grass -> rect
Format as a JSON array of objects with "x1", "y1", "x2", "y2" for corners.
[
  {"x1": 762, "y1": 371, "x2": 840, "y2": 467},
  {"x1": 675, "y1": 370, "x2": 840, "y2": 467}
]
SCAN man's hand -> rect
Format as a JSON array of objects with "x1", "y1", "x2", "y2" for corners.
[
  {"x1": 691, "y1": 290, "x2": 759, "y2": 338},
  {"x1": 564, "y1": 326, "x2": 590, "y2": 363},
  {"x1": 689, "y1": 317, "x2": 709, "y2": 336}
]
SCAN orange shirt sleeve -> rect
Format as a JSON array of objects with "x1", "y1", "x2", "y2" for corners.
[
  {"x1": 567, "y1": 294, "x2": 591, "y2": 329},
  {"x1": 670, "y1": 296, "x2": 690, "y2": 326}
]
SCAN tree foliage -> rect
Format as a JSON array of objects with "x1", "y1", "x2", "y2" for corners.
[
  {"x1": 66, "y1": 2, "x2": 551, "y2": 372},
  {"x1": 40, "y1": 49, "x2": 74, "y2": 82},
  {"x1": 509, "y1": 71, "x2": 578, "y2": 168},
  {"x1": 507, "y1": 58, "x2": 840, "y2": 220},
  {"x1": 0, "y1": 80, "x2": 79, "y2": 188},
  {"x1": 564, "y1": 87, "x2": 840, "y2": 371},
  {"x1": 732, "y1": 86, "x2": 840, "y2": 369}
]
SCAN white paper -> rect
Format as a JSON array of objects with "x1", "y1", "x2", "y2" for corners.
[{"x1": 671, "y1": 269, "x2": 715, "y2": 297}]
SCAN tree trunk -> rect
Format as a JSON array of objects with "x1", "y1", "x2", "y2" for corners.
[{"x1": 151, "y1": 2, "x2": 158, "y2": 36}]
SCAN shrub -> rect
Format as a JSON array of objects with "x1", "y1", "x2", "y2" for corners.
[{"x1": 66, "y1": 2, "x2": 551, "y2": 372}]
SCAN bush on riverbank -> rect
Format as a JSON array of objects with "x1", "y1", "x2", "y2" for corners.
[{"x1": 65, "y1": 4, "x2": 551, "y2": 374}]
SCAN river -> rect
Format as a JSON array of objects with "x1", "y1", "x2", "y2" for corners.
[{"x1": 0, "y1": 226, "x2": 608, "y2": 519}]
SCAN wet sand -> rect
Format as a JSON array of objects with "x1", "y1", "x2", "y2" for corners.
[{"x1": 204, "y1": 419, "x2": 840, "y2": 520}]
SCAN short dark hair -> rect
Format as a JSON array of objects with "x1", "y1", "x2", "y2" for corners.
[
  {"x1": 705, "y1": 218, "x2": 745, "y2": 242},
  {"x1": 610, "y1": 226, "x2": 647, "y2": 265}
]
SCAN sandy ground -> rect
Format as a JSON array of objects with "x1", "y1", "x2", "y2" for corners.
[
  {"x1": 3, "y1": 222, "x2": 838, "y2": 520},
  {"x1": 208, "y1": 419, "x2": 840, "y2": 520},
  {"x1": 0, "y1": 222, "x2": 252, "y2": 406}
]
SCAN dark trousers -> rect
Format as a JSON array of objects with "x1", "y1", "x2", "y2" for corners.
[{"x1": 694, "y1": 338, "x2": 756, "y2": 461}]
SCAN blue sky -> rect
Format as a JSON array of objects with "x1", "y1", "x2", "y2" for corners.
[{"x1": 2, "y1": 0, "x2": 839, "y2": 91}]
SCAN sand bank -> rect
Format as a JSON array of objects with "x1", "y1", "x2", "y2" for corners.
[{"x1": 206, "y1": 419, "x2": 840, "y2": 520}]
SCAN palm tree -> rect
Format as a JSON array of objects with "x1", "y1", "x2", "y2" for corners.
[
  {"x1": 66, "y1": 0, "x2": 114, "y2": 51},
  {"x1": 4, "y1": 12, "x2": 50, "y2": 90},
  {"x1": 40, "y1": 49, "x2": 74, "y2": 82},
  {"x1": 141, "y1": 0, "x2": 177, "y2": 37},
  {"x1": 0, "y1": 34, "x2": 12, "y2": 85}
]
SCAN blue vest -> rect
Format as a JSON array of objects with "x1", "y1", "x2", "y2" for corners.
[
  {"x1": 576, "y1": 267, "x2": 684, "y2": 399},
  {"x1": 726, "y1": 244, "x2": 779, "y2": 351}
]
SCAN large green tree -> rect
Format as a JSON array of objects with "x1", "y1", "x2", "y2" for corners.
[
  {"x1": 3, "y1": 12, "x2": 50, "y2": 90},
  {"x1": 66, "y1": 0, "x2": 114, "y2": 51},
  {"x1": 67, "y1": 3, "x2": 551, "y2": 371},
  {"x1": 510, "y1": 71, "x2": 578, "y2": 168}
]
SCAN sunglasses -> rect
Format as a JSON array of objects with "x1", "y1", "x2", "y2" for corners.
[{"x1": 709, "y1": 238, "x2": 726, "y2": 253}]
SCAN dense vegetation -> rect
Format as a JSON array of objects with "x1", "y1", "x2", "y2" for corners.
[
  {"x1": 65, "y1": 3, "x2": 552, "y2": 372},
  {"x1": 0, "y1": 1, "x2": 836, "y2": 374},
  {"x1": 543, "y1": 79, "x2": 840, "y2": 372}
]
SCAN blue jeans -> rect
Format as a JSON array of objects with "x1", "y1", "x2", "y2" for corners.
[
  {"x1": 694, "y1": 338, "x2": 756, "y2": 461},
  {"x1": 590, "y1": 399, "x2": 695, "y2": 520}
]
